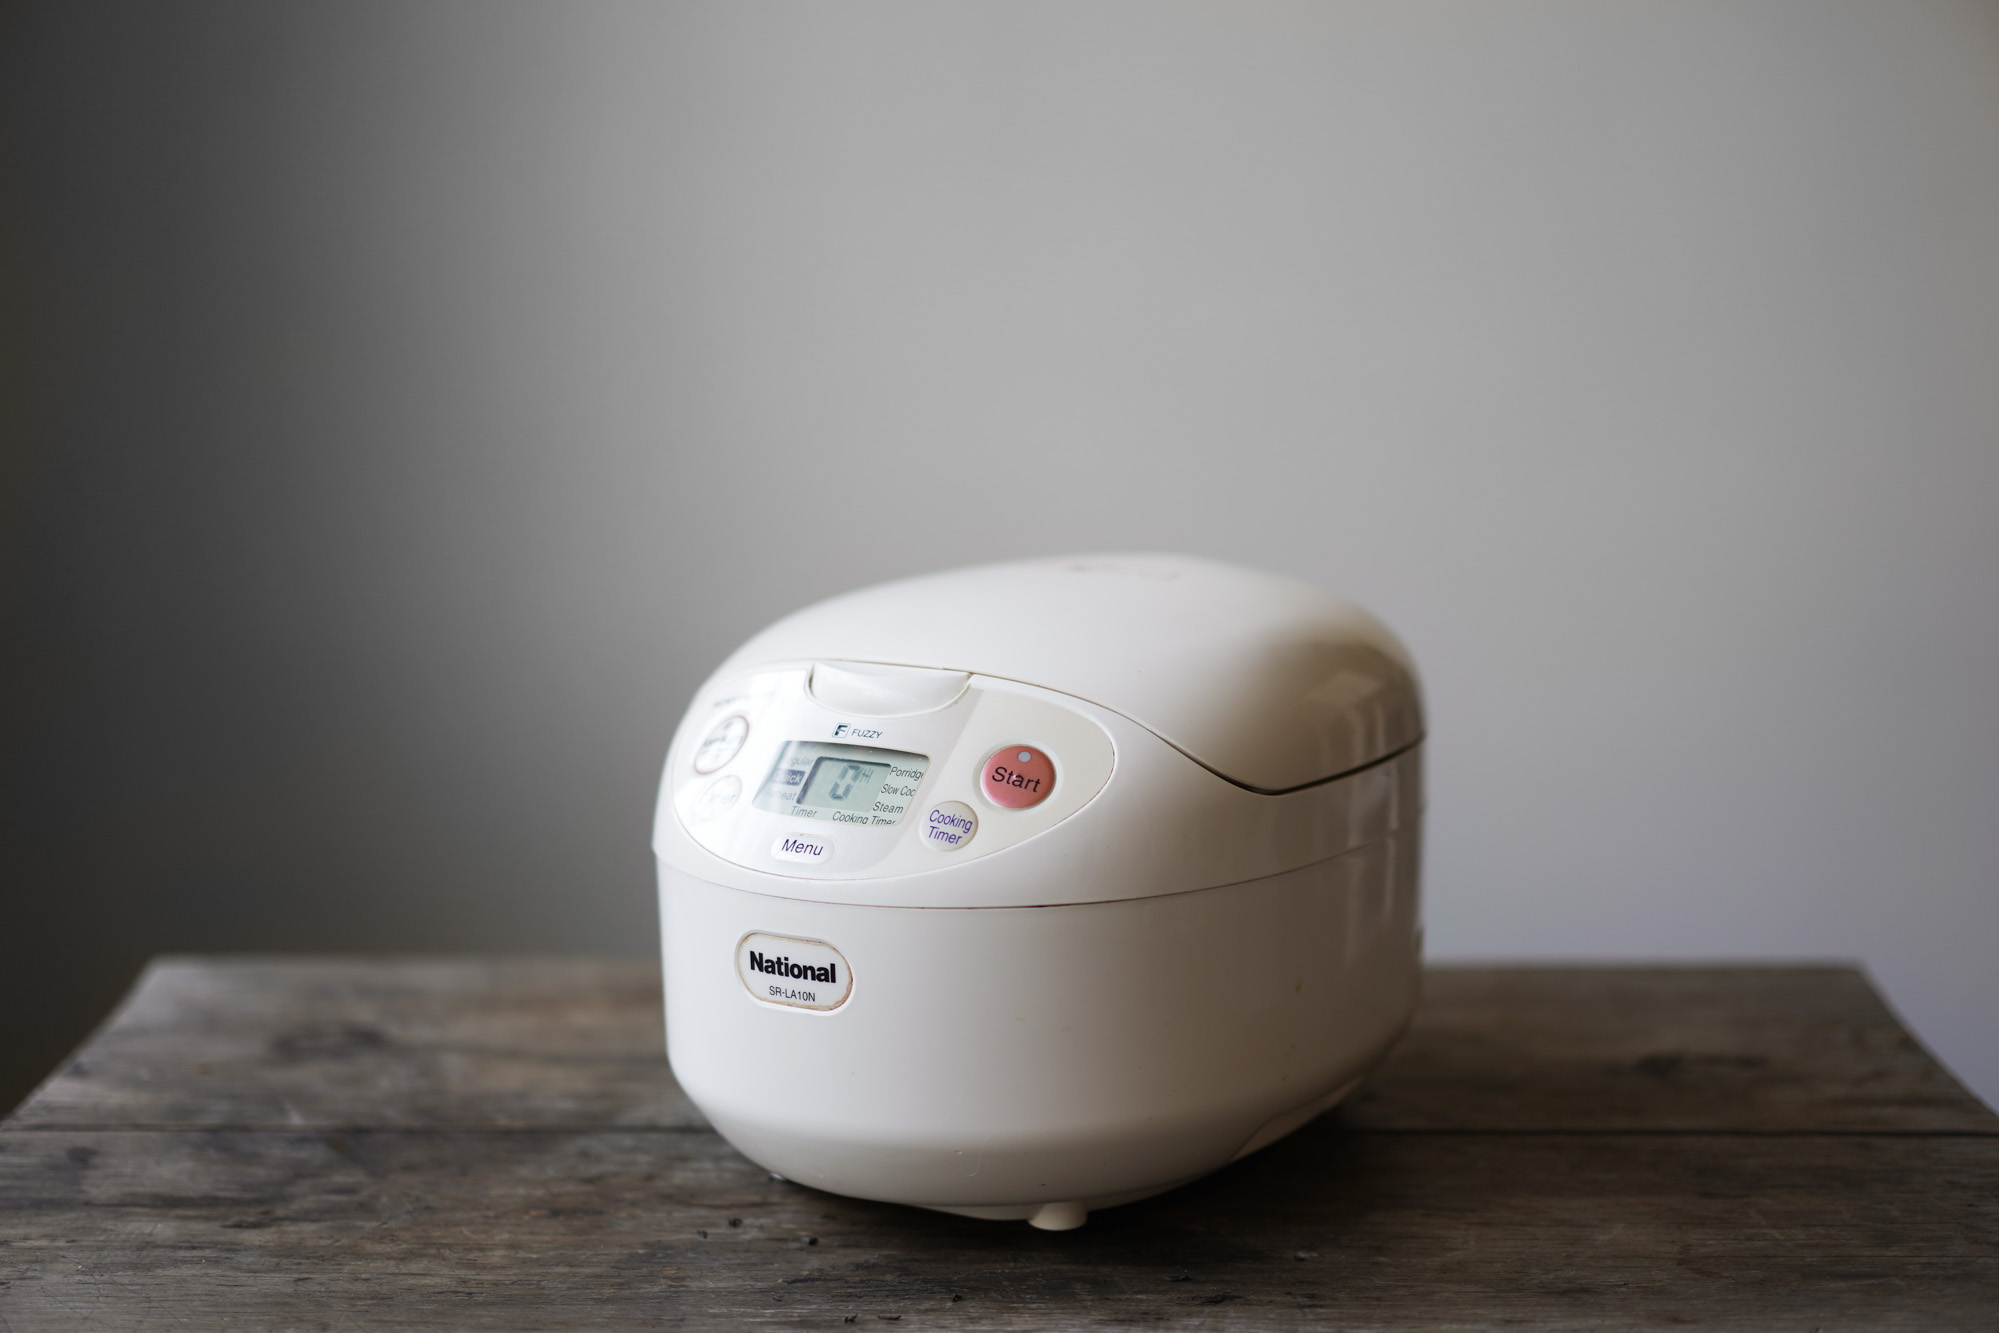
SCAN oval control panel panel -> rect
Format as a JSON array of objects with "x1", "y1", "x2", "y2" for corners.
[{"x1": 670, "y1": 662, "x2": 1115, "y2": 881}]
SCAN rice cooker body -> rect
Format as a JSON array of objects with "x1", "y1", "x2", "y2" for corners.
[{"x1": 654, "y1": 556, "x2": 1424, "y2": 1226}]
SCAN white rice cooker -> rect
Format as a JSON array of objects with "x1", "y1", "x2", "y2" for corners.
[{"x1": 653, "y1": 554, "x2": 1423, "y2": 1229}]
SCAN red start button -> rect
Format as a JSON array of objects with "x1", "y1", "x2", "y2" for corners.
[{"x1": 981, "y1": 745, "x2": 1056, "y2": 809}]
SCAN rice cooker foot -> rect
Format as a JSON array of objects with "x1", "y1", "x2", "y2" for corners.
[{"x1": 1028, "y1": 1201, "x2": 1088, "y2": 1231}]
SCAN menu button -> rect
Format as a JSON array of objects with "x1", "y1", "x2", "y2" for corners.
[{"x1": 771, "y1": 834, "x2": 834, "y2": 865}]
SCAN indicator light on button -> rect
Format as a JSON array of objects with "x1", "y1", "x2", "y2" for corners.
[{"x1": 981, "y1": 745, "x2": 1055, "y2": 809}]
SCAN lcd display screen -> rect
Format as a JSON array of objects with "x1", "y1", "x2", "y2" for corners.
[{"x1": 754, "y1": 741, "x2": 929, "y2": 825}]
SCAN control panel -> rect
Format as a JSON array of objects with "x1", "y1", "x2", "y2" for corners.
[{"x1": 669, "y1": 662, "x2": 1115, "y2": 880}]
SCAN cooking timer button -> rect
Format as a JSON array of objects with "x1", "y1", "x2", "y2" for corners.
[
  {"x1": 980, "y1": 745, "x2": 1056, "y2": 809},
  {"x1": 692, "y1": 714, "x2": 749, "y2": 774},
  {"x1": 770, "y1": 833, "x2": 834, "y2": 865},
  {"x1": 920, "y1": 801, "x2": 978, "y2": 852}
]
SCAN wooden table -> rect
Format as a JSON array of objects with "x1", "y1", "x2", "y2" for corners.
[{"x1": 3, "y1": 959, "x2": 1994, "y2": 1329}]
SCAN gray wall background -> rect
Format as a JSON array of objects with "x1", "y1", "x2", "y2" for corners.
[{"x1": 4, "y1": 1, "x2": 1997, "y2": 1112}]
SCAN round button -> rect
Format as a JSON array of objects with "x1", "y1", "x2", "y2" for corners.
[
  {"x1": 980, "y1": 745, "x2": 1056, "y2": 809},
  {"x1": 920, "y1": 801, "x2": 978, "y2": 852},
  {"x1": 691, "y1": 775, "x2": 741, "y2": 821},
  {"x1": 692, "y1": 715, "x2": 749, "y2": 774}
]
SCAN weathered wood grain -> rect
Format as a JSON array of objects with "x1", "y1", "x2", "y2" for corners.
[
  {"x1": 9, "y1": 957, "x2": 702, "y2": 1131},
  {"x1": 2, "y1": 1124, "x2": 1994, "y2": 1330},
  {"x1": 1344, "y1": 965, "x2": 1998, "y2": 1132},
  {"x1": 14, "y1": 958, "x2": 1993, "y2": 1134},
  {"x1": 2, "y1": 957, "x2": 1994, "y2": 1329}
]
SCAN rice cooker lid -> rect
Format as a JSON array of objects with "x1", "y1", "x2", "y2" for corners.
[{"x1": 713, "y1": 554, "x2": 1422, "y2": 793}]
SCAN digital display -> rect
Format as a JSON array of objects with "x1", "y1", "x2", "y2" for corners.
[
  {"x1": 754, "y1": 741, "x2": 929, "y2": 825},
  {"x1": 800, "y1": 757, "x2": 891, "y2": 813}
]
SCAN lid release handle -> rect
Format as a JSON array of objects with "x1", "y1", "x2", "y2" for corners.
[{"x1": 809, "y1": 661, "x2": 970, "y2": 717}]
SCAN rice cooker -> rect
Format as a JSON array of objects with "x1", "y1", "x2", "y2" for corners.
[{"x1": 653, "y1": 554, "x2": 1423, "y2": 1229}]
